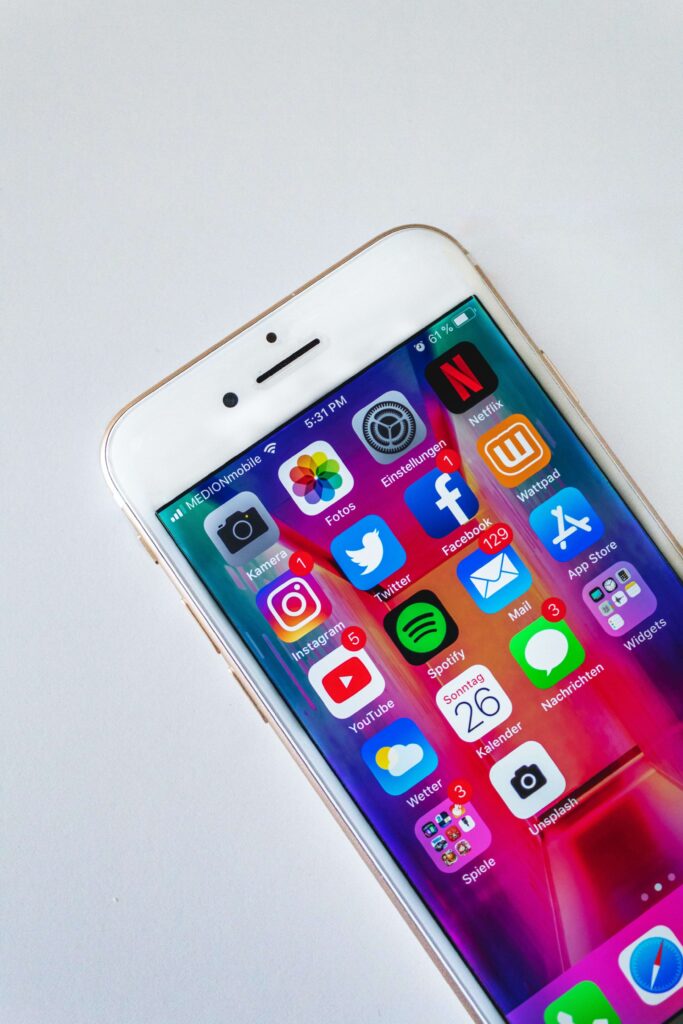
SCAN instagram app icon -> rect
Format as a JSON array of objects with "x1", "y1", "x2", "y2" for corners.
[{"x1": 256, "y1": 571, "x2": 332, "y2": 642}]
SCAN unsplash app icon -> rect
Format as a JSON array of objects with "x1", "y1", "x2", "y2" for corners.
[{"x1": 384, "y1": 590, "x2": 458, "y2": 665}]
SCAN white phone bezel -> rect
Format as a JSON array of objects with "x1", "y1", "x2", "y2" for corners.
[{"x1": 101, "y1": 225, "x2": 681, "y2": 1024}]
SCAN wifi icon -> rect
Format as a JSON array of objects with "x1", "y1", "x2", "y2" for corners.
[
  {"x1": 264, "y1": 442, "x2": 277, "y2": 455},
  {"x1": 384, "y1": 590, "x2": 459, "y2": 665}
]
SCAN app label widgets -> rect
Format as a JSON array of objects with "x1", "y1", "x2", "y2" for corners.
[
  {"x1": 404, "y1": 469, "x2": 479, "y2": 538},
  {"x1": 383, "y1": 590, "x2": 459, "y2": 665},
  {"x1": 330, "y1": 514, "x2": 406, "y2": 590},
  {"x1": 278, "y1": 441, "x2": 353, "y2": 516},
  {"x1": 436, "y1": 665, "x2": 512, "y2": 742},
  {"x1": 425, "y1": 341, "x2": 498, "y2": 413},
  {"x1": 415, "y1": 798, "x2": 492, "y2": 873},
  {"x1": 543, "y1": 980, "x2": 621, "y2": 1024},
  {"x1": 256, "y1": 571, "x2": 331, "y2": 642},
  {"x1": 489, "y1": 740, "x2": 566, "y2": 819},
  {"x1": 351, "y1": 390, "x2": 427, "y2": 463},
  {"x1": 307, "y1": 644, "x2": 385, "y2": 719},
  {"x1": 456, "y1": 546, "x2": 532, "y2": 614},
  {"x1": 361, "y1": 718, "x2": 438, "y2": 795},
  {"x1": 509, "y1": 617, "x2": 585, "y2": 689},
  {"x1": 477, "y1": 414, "x2": 551, "y2": 488},
  {"x1": 203, "y1": 492, "x2": 279, "y2": 565},
  {"x1": 618, "y1": 925, "x2": 683, "y2": 1006},
  {"x1": 529, "y1": 486, "x2": 604, "y2": 561},
  {"x1": 582, "y1": 561, "x2": 657, "y2": 636}
]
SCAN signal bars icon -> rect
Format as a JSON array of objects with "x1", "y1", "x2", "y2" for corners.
[
  {"x1": 170, "y1": 507, "x2": 184, "y2": 523},
  {"x1": 264, "y1": 442, "x2": 277, "y2": 455}
]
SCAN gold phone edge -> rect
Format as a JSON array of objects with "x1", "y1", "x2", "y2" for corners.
[{"x1": 100, "y1": 224, "x2": 681, "y2": 1024}]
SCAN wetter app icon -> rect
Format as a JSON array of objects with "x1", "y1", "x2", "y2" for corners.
[
  {"x1": 330, "y1": 515, "x2": 406, "y2": 590},
  {"x1": 362, "y1": 718, "x2": 438, "y2": 796}
]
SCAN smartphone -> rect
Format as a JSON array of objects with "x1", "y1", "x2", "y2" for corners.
[{"x1": 102, "y1": 226, "x2": 683, "y2": 1024}]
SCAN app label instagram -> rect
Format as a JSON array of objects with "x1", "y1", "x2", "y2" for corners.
[{"x1": 256, "y1": 571, "x2": 332, "y2": 642}]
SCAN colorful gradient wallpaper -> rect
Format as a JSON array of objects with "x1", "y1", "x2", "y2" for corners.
[{"x1": 159, "y1": 298, "x2": 683, "y2": 1023}]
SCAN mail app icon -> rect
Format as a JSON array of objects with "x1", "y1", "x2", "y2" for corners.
[{"x1": 457, "y1": 545, "x2": 532, "y2": 613}]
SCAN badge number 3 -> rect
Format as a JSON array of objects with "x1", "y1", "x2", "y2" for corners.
[{"x1": 436, "y1": 665, "x2": 512, "y2": 742}]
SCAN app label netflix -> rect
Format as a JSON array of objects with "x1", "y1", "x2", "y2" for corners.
[{"x1": 307, "y1": 645, "x2": 386, "y2": 719}]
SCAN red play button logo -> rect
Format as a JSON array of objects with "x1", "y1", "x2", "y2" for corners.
[
  {"x1": 321, "y1": 655, "x2": 373, "y2": 704},
  {"x1": 308, "y1": 646, "x2": 386, "y2": 719}
]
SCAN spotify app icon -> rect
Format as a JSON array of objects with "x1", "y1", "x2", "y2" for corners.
[{"x1": 384, "y1": 590, "x2": 458, "y2": 665}]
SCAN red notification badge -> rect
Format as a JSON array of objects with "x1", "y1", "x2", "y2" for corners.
[
  {"x1": 542, "y1": 597, "x2": 566, "y2": 622},
  {"x1": 289, "y1": 550, "x2": 314, "y2": 576},
  {"x1": 341, "y1": 626, "x2": 367, "y2": 651},
  {"x1": 448, "y1": 778, "x2": 473, "y2": 805},
  {"x1": 436, "y1": 448, "x2": 461, "y2": 474},
  {"x1": 478, "y1": 522, "x2": 514, "y2": 554}
]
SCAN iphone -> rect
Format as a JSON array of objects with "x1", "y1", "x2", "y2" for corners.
[{"x1": 102, "y1": 226, "x2": 683, "y2": 1023}]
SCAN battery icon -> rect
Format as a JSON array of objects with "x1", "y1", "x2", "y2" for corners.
[{"x1": 453, "y1": 307, "x2": 476, "y2": 327}]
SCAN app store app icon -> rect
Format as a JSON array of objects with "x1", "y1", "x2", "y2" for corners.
[{"x1": 530, "y1": 486, "x2": 604, "y2": 562}]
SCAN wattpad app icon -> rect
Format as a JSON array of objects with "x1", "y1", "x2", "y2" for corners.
[{"x1": 425, "y1": 342, "x2": 498, "y2": 413}]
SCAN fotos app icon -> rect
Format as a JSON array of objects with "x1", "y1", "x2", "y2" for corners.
[{"x1": 278, "y1": 441, "x2": 353, "y2": 516}]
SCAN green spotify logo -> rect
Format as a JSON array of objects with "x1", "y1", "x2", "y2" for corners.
[{"x1": 384, "y1": 590, "x2": 459, "y2": 665}]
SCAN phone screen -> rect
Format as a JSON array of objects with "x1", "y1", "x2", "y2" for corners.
[{"x1": 158, "y1": 297, "x2": 683, "y2": 1022}]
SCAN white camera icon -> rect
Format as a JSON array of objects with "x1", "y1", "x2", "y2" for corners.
[{"x1": 266, "y1": 577, "x2": 322, "y2": 633}]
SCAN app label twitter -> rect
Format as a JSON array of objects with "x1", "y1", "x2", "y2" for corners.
[{"x1": 331, "y1": 515, "x2": 407, "y2": 590}]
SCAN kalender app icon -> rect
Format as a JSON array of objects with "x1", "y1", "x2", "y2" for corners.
[
  {"x1": 581, "y1": 561, "x2": 657, "y2": 636},
  {"x1": 404, "y1": 468, "x2": 479, "y2": 538},
  {"x1": 307, "y1": 644, "x2": 385, "y2": 719},
  {"x1": 330, "y1": 514, "x2": 406, "y2": 591},
  {"x1": 618, "y1": 925, "x2": 683, "y2": 1006},
  {"x1": 278, "y1": 441, "x2": 353, "y2": 516},
  {"x1": 456, "y1": 545, "x2": 532, "y2": 614},
  {"x1": 436, "y1": 664, "x2": 512, "y2": 742},
  {"x1": 351, "y1": 390, "x2": 427, "y2": 463},
  {"x1": 203, "y1": 492, "x2": 279, "y2": 566},
  {"x1": 477, "y1": 414, "x2": 551, "y2": 488},
  {"x1": 543, "y1": 980, "x2": 621, "y2": 1024},
  {"x1": 509, "y1": 617, "x2": 585, "y2": 689},
  {"x1": 425, "y1": 341, "x2": 498, "y2": 413},
  {"x1": 383, "y1": 590, "x2": 459, "y2": 665},
  {"x1": 361, "y1": 717, "x2": 438, "y2": 795},
  {"x1": 489, "y1": 740, "x2": 566, "y2": 819},
  {"x1": 529, "y1": 486, "x2": 604, "y2": 562},
  {"x1": 256, "y1": 571, "x2": 331, "y2": 642}
]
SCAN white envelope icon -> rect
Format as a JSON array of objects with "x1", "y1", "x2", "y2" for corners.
[{"x1": 470, "y1": 553, "x2": 519, "y2": 599}]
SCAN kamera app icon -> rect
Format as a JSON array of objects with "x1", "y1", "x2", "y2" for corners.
[
  {"x1": 383, "y1": 590, "x2": 458, "y2": 665},
  {"x1": 204, "y1": 492, "x2": 279, "y2": 566},
  {"x1": 256, "y1": 571, "x2": 332, "y2": 643},
  {"x1": 351, "y1": 390, "x2": 427, "y2": 464},
  {"x1": 489, "y1": 740, "x2": 566, "y2": 819}
]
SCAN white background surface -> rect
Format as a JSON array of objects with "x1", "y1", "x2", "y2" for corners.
[{"x1": 3, "y1": 4, "x2": 682, "y2": 1023}]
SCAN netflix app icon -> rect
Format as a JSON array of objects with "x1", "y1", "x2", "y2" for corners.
[{"x1": 425, "y1": 342, "x2": 498, "y2": 413}]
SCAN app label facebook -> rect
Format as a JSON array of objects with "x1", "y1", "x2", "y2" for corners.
[{"x1": 404, "y1": 469, "x2": 480, "y2": 538}]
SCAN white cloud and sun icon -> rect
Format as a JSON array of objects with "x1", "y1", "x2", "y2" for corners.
[{"x1": 374, "y1": 741, "x2": 425, "y2": 776}]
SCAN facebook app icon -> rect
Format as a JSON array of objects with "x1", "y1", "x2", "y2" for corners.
[{"x1": 404, "y1": 469, "x2": 480, "y2": 538}]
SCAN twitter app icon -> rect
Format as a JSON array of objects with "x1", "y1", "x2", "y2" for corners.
[{"x1": 331, "y1": 515, "x2": 407, "y2": 590}]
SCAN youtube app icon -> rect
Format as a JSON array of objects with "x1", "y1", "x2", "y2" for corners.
[{"x1": 308, "y1": 645, "x2": 385, "y2": 718}]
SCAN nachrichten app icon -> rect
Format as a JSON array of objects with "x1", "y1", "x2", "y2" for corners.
[
  {"x1": 203, "y1": 492, "x2": 279, "y2": 566},
  {"x1": 425, "y1": 341, "x2": 498, "y2": 413}
]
